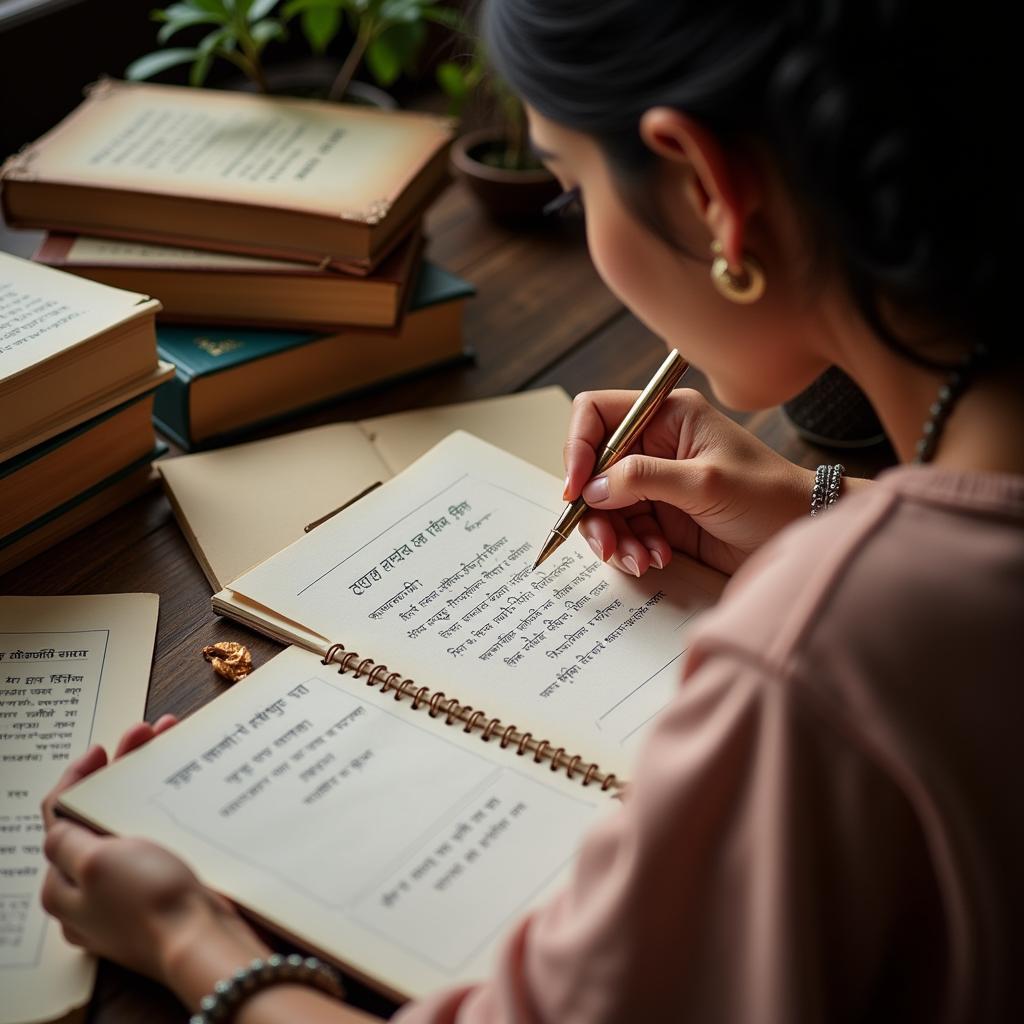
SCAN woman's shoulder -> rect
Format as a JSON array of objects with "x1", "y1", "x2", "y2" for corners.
[
  {"x1": 687, "y1": 464, "x2": 1024, "y2": 692},
  {"x1": 675, "y1": 466, "x2": 1024, "y2": 1016}
]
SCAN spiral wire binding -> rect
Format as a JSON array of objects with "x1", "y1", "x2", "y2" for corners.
[{"x1": 321, "y1": 644, "x2": 620, "y2": 792}]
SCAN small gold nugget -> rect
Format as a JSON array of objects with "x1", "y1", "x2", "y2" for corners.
[{"x1": 202, "y1": 641, "x2": 253, "y2": 683}]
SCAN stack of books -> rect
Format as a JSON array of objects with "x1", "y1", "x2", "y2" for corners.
[
  {"x1": 0, "y1": 252, "x2": 171, "y2": 574},
  {"x1": 1, "y1": 78, "x2": 472, "y2": 449}
]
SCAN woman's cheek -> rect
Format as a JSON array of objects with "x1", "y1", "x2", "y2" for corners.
[{"x1": 585, "y1": 197, "x2": 680, "y2": 327}]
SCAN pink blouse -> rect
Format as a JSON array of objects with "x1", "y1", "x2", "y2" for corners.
[{"x1": 394, "y1": 465, "x2": 1024, "y2": 1023}]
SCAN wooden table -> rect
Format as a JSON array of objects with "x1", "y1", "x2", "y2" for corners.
[{"x1": 0, "y1": 181, "x2": 894, "y2": 1022}]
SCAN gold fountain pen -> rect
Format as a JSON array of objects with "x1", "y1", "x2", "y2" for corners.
[{"x1": 533, "y1": 348, "x2": 689, "y2": 570}]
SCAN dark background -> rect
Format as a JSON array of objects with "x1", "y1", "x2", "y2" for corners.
[{"x1": 0, "y1": 0, "x2": 455, "y2": 161}]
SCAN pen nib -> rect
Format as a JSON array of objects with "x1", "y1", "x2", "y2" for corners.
[{"x1": 532, "y1": 531, "x2": 563, "y2": 571}]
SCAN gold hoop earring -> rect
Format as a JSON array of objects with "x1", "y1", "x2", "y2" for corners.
[{"x1": 710, "y1": 240, "x2": 766, "y2": 304}]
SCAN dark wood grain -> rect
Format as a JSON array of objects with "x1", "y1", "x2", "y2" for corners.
[{"x1": 0, "y1": 179, "x2": 895, "y2": 1023}]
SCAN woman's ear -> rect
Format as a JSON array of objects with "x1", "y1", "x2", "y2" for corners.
[{"x1": 638, "y1": 107, "x2": 760, "y2": 273}]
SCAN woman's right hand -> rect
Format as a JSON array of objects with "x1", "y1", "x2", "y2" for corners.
[{"x1": 564, "y1": 388, "x2": 821, "y2": 577}]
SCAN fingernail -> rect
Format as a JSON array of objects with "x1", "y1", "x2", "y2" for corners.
[
  {"x1": 649, "y1": 550, "x2": 664, "y2": 570},
  {"x1": 582, "y1": 476, "x2": 609, "y2": 504},
  {"x1": 622, "y1": 555, "x2": 641, "y2": 577},
  {"x1": 587, "y1": 537, "x2": 604, "y2": 561},
  {"x1": 562, "y1": 475, "x2": 570, "y2": 500}
]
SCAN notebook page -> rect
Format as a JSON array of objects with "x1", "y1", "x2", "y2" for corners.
[
  {"x1": 59, "y1": 645, "x2": 609, "y2": 1001},
  {"x1": 228, "y1": 432, "x2": 726, "y2": 778}
]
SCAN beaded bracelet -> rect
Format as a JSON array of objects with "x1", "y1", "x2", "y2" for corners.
[
  {"x1": 189, "y1": 953, "x2": 344, "y2": 1024},
  {"x1": 810, "y1": 463, "x2": 844, "y2": 517}
]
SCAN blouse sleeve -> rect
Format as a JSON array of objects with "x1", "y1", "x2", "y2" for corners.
[{"x1": 392, "y1": 647, "x2": 942, "y2": 1024}]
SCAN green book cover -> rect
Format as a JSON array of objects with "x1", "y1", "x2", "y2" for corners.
[{"x1": 153, "y1": 261, "x2": 474, "y2": 448}]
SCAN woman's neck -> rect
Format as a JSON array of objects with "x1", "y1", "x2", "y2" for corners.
[{"x1": 822, "y1": 306, "x2": 1024, "y2": 475}]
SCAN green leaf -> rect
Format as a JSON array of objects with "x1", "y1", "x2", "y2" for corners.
[
  {"x1": 152, "y1": 3, "x2": 209, "y2": 22},
  {"x1": 378, "y1": 0, "x2": 421, "y2": 23},
  {"x1": 300, "y1": 5, "x2": 341, "y2": 51},
  {"x1": 365, "y1": 35, "x2": 401, "y2": 86},
  {"x1": 436, "y1": 60, "x2": 467, "y2": 100},
  {"x1": 247, "y1": 0, "x2": 279, "y2": 21},
  {"x1": 156, "y1": 11, "x2": 224, "y2": 44},
  {"x1": 189, "y1": 47, "x2": 215, "y2": 86},
  {"x1": 281, "y1": 0, "x2": 336, "y2": 19},
  {"x1": 125, "y1": 47, "x2": 201, "y2": 80},
  {"x1": 250, "y1": 17, "x2": 287, "y2": 48},
  {"x1": 197, "y1": 25, "x2": 230, "y2": 53},
  {"x1": 422, "y1": 5, "x2": 463, "y2": 31},
  {"x1": 372, "y1": 19, "x2": 423, "y2": 74},
  {"x1": 188, "y1": 0, "x2": 229, "y2": 13}
]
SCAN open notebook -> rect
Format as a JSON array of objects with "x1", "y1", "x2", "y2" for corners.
[{"x1": 59, "y1": 433, "x2": 726, "y2": 1002}]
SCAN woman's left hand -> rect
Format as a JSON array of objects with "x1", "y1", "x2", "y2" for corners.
[{"x1": 40, "y1": 717, "x2": 263, "y2": 987}]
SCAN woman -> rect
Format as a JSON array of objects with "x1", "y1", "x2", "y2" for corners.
[{"x1": 41, "y1": 2, "x2": 1022, "y2": 1021}]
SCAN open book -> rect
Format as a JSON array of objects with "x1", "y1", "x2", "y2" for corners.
[{"x1": 59, "y1": 434, "x2": 726, "y2": 1001}]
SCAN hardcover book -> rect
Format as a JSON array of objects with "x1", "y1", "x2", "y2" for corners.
[
  {"x1": 152, "y1": 262, "x2": 474, "y2": 448},
  {"x1": 0, "y1": 251, "x2": 162, "y2": 462},
  {"x1": 1, "y1": 79, "x2": 453, "y2": 274},
  {"x1": 0, "y1": 391, "x2": 159, "y2": 542},
  {"x1": 0, "y1": 448, "x2": 166, "y2": 577},
  {"x1": 33, "y1": 229, "x2": 424, "y2": 331}
]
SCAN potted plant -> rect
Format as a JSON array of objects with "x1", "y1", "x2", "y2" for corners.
[
  {"x1": 437, "y1": 28, "x2": 560, "y2": 221},
  {"x1": 126, "y1": 0, "x2": 453, "y2": 107}
]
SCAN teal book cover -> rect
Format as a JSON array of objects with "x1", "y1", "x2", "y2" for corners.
[{"x1": 154, "y1": 261, "x2": 474, "y2": 449}]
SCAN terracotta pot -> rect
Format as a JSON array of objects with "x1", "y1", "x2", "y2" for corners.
[{"x1": 451, "y1": 128, "x2": 561, "y2": 223}]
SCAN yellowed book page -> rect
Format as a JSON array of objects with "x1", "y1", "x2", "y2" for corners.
[
  {"x1": 58, "y1": 644, "x2": 610, "y2": 1002},
  {"x1": 228, "y1": 433, "x2": 726, "y2": 779},
  {"x1": 159, "y1": 390, "x2": 572, "y2": 591},
  {"x1": 0, "y1": 252, "x2": 156, "y2": 387},
  {"x1": 11, "y1": 80, "x2": 451, "y2": 219},
  {"x1": 65, "y1": 236, "x2": 310, "y2": 271},
  {"x1": 158, "y1": 424, "x2": 390, "y2": 590},
  {"x1": 0, "y1": 593, "x2": 159, "y2": 1024},
  {"x1": 358, "y1": 387, "x2": 573, "y2": 479}
]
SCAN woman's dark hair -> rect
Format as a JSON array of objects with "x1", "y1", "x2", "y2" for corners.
[{"x1": 482, "y1": 1, "x2": 1017, "y2": 370}]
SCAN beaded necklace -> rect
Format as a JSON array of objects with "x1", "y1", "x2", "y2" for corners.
[{"x1": 912, "y1": 345, "x2": 988, "y2": 465}]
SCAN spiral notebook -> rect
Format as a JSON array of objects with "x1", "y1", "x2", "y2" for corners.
[{"x1": 58, "y1": 433, "x2": 726, "y2": 1001}]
